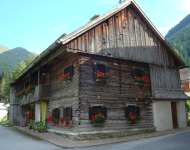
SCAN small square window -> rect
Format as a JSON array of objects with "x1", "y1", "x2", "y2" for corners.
[
  {"x1": 125, "y1": 105, "x2": 140, "y2": 118},
  {"x1": 97, "y1": 64, "x2": 105, "y2": 73},
  {"x1": 133, "y1": 69, "x2": 145, "y2": 78},
  {"x1": 93, "y1": 106, "x2": 102, "y2": 115}
]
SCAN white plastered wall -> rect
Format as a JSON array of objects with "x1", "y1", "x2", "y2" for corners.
[
  {"x1": 35, "y1": 103, "x2": 41, "y2": 122},
  {"x1": 176, "y1": 101, "x2": 187, "y2": 128},
  {"x1": 153, "y1": 100, "x2": 173, "y2": 131}
]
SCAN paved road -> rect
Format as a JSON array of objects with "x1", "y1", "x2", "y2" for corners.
[
  {"x1": 1, "y1": 124, "x2": 190, "y2": 150},
  {"x1": 0, "y1": 125, "x2": 60, "y2": 150},
  {"x1": 71, "y1": 130, "x2": 190, "y2": 150}
]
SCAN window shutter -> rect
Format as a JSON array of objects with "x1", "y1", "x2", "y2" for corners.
[
  {"x1": 58, "y1": 108, "x2": 60, "y2": 119},
  {"x1": 52, "y1": 109, "x2": 55, "y2": 118},
  {"x1": 63, "y1": 108, "x2": 66, "y2": 118},
  {"x1": 136, "y1": 106, "x2": 140, "y2": 116},
  {"x1": 105, "y1": 65, "x2": 109, "y2": 73},
  {"x1": 142, "y1": 70, "x2": 145, "y2": 76},
  {"x1": 68, "y1": 65, "x2": 74, "y2": 77},
  {"x1": 101, "y1": 107, "x2": 107, "y2": 118},
  {"x1": 89, "y1": 107, "x2": 94, "y2": 120},
  {"x1": 132, "y1": 69, "x2": 136, "y2": 78},
  {"x1": 64, "y1": 68, "x2": 67, "y2": 74},
  {"x1": 93, "y1": 64, "x2": 98, "y2": 74},
  {"x1": 69, "y1": 107, "x2": 72, "y2": 119},
  {"x1": 125, "y1": 106, "x2": 129, "y2": 118}
]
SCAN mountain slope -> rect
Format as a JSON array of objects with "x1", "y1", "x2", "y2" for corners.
[
  {"x1": 0, "y1": 45, "x2": 10, "y2": 54},
  {"x1": 167, "y1": 24, "x2": 190, "y2": 66},
  {"x1": 165, "y1": 13, "x2": 190, "y2": 39},
  {"x1": 0, "y1": 47, "x2": 35, "y2": 74}
]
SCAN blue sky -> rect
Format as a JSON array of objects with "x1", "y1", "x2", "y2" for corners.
[{"x1": 0, "y1": 0, "x2": 189, "y2": 54}]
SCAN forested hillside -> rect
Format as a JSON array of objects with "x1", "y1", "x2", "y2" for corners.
[
  {"x1": 0, "y1": 47, "x2": 34, "y2": 75},
  {"x1": 165, "y1": 13, "x2": 190, "y2": 39},
  {"x1": 167, "y1": 24, "x2": 190, "y2": 66}
]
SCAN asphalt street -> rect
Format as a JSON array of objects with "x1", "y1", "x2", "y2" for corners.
[
  {"x1": 0, "y1": 125, "x2": 60, "y2": 150},
  {"x1": 72, "y1": 130, "x2": 190, "y2": 150},
  {"x1": 0, "y1": 124, "x2": 190, "y2": 150}
]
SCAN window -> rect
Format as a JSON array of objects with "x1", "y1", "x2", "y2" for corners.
[
  {"x1": 64, "y1": 65, "x2": 74, "y2": 77},
  {"x1": 89, "y1": 106, "x2": 107, "y2": 120},
  {"x1": 93, "y1": 64, "x2": 109, "y2": 74},
  {"x1": 132, "y1": 68, "x2": 145, "y2": 78},
  {"x1": 125, "y1": 105, "x2": 140, "y2": 118},
  {"x1": 63, "y1": 107, "x2": 72, "y2": 119},
  {"x1": 52, "y1": 108, "x2": 60, "y2": 119}
]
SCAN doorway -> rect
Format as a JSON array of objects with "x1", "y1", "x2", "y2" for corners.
[{"x1": 171, "y1": 102, "x2": 178, "y2": 128}]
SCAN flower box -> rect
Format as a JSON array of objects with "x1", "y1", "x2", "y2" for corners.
[
  {"x1": 63, "y1": 80, "x2": 72, "y2": 84},
  {"x1": 134, "y1": 82, "x2": 144, "y2": 86},
  {"x1": 93, "y1": 122, "x2": 104, "y2": 127},
  {"x1": 96, "y1": 79, "x2": 108, "y2": 82}
]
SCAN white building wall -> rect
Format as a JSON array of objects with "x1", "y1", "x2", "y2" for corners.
[
  {"x1": 153, "y1": 100, "x2": 173, "y2": 131},
  {"x1": 177, "y1": 101, "x2": 187, "y2": 128},
  {"x1": 35, "y1": 104, "x2": 41, "y2": 122}
]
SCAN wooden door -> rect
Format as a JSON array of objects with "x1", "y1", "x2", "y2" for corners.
[{"x1": 171, "y1": 102, "x2": 178, "y2": 128}]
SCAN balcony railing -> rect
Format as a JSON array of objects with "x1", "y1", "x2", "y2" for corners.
[{"x1": 20, "y1": 84, "x2": 50, "y2": 105}]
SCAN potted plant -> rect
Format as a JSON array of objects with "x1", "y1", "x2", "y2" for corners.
[
  {"x1": 61, "y1": 72, "x2": 71, "y2": 83},
  {"x1": 134, "y1": 76, "x2": 148, "y2": 85},
  {"x1": 94, "y1": 71, "x2": 110, "y2": 82},
  {"x1": 127, "y1": 111, "x2": 141, "y2": 123},
  {"x1": 34, "y1": 122, "x2": 46, "y2": 132},
  {"x1": 91, "y1": 113, "x2": 107, "y2": 126}
]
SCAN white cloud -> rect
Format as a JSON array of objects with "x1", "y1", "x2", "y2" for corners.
[
  {"x1": 170, "y1": 10, "x2": 175, "y2": 14},
  {"x1": 181, "y1": 0, "x2": 190, "y2": 13},
  {"x1": 177, "y1": 16, "x2": 184, "y2": 24},
  {"x1": 53, "y1": 27, "x2": 61, "y2": 31},
  {"x1": 62, "y1": 25, "x2": 66, "y2": 28},
  {"x1": 154, "y1": 14, "x2": 160, "y2": 16},
  {"x1": 35, "y1": 51, "x2": 41, "y2": 54},
  {"x1": 157, "y1": 25, "x2": 174, "y2": 31}
]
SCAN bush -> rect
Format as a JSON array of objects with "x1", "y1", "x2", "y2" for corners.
[
  {"x1": 34, "y1": 122, "x2": 46, "y2": 132},
  {"x1": 27, "y1": 120, "x2": 35, "y2": 129}
]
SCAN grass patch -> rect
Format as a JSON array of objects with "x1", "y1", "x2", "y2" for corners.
[
  {"x1": 2, "y1": 122, "x2": 13, "y2": 127},
  {"x1": 0, "y1": 115, "x2": 7, "y2": 123}
]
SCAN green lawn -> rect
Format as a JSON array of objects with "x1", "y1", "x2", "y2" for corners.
[{"x1": 0, "y1": 115, "x2": 7, "y2": 123}]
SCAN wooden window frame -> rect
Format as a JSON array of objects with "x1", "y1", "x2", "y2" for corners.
[
  {"x1": 63, "y1": 107, "x2": 72, "y2": 119},
  {"x1": 125, "y1": 105, "x2": 140, "y2": 118},
  {"x1": 64, "y1": 65, "x2": 74, "y2": 77},
  {"x1": 52, "y1": 108, "x2": 60, "y2": 119},
  {"x1": 93, "y1": 64, "x2": 109, "y2": 74},
  {"x1": 89, "y1": 106, "x2": 107, "y2": 120},
  {"x1": 132, "y1": 68, "x2": 145, "y2": 78}
]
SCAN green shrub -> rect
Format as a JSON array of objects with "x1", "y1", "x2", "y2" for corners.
[
  {"x1": 34, "y1": 122, "x2": 46, "y2": 131},
  {"x1": 27, "y1": 120, "x2": 35, "y2": 129}
]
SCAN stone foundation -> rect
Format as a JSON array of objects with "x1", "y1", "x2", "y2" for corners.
[{"x1": 48, "y1": 127, "x2": 156, "y2": 141}]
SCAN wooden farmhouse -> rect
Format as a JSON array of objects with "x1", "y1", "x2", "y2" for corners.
[{"x1": 9, "y1": 0, "x2": 189, "y2": 138}]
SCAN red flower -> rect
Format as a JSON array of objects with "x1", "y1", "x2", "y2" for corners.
[
  {"x1": 94, "y1": 72, "x2": 97, "y2": 75},
  {"x1": 107, "y1": 73, "x2": 110, "y2": 75},
  {"x1": 68, "y1": 76, "x2": 70, "y2": 79}
]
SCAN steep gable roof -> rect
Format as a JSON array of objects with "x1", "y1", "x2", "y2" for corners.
[
  {"x1": 10, "y1": 0, "x2": 185, "y2": 84},
  {"x1": 59, "y1": 0, "x2": 185, "y2": 66}
]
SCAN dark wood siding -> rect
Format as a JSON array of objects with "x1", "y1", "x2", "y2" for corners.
[
  {"x1": 78, "y1": 53, "x2": 153, "y2": 131},
  {"x1": 67, "y1": 7, "x2": 177, "y2": 68}
]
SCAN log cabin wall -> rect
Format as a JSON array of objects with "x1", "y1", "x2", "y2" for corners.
[
  {"x1": 67, "y1": 6, "x2": 177, "y2": 68},
  {"x1": 47, "y1": 53, "x2": 79, "y2": 130},
  {"x1": 78, "y1": 53, "x2": 153, "y2": 131},
  {"x1": 149, "y1": 64, "x2": 182, "y2": 99}
]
